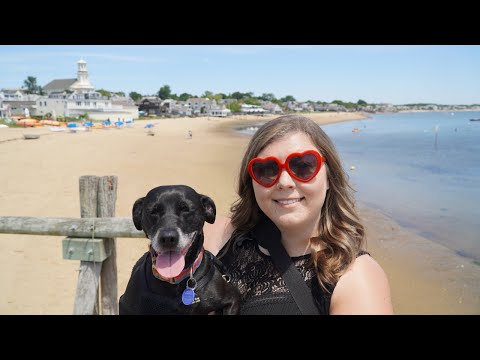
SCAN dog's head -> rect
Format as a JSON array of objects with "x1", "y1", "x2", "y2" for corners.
[{"x1": 132, "y1": 185, "x2": 216, "y2": 280}]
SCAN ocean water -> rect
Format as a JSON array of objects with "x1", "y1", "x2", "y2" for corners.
[{"x1": 238, "y1": 111, "x2": 480, "y2": 262}]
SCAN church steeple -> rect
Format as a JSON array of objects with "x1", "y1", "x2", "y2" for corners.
[{"x1": 70, "y1": 58, "x2": 95, "y2": 93}]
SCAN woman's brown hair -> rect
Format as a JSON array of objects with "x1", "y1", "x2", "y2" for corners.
[{"x1": 229, "y1": 115, "x2": 365, "y2": 292}]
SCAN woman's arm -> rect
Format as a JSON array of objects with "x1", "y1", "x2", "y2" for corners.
[
  {"x1": 330, "y1": 254, "x2": 394, "y2": 315},
  {"x1": 203, "y1": 215, "x2": 235, "y2": 256}
]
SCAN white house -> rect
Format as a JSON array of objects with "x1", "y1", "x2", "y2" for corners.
[
  {"x1": 187, "y1": 97, "x2": 216, "y2": 115},
  {"x1": 209, "y1": 104, "x2": 231, "y2": 117},
  {"x1": 0, "y1": 99, "x2": 9, "y2": 118},
  {"x1": 241, "y1": 104, "x2": 266, "y2": 114},
  {"x1": 37, "y1": 59, "x2": 138, "y2": 121}
]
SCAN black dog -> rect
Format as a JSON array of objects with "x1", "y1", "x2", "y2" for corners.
[{"x1": 119, "y1": 185, "x2": 240, "y2": 315}]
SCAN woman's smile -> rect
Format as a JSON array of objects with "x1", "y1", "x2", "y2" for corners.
[{"x1": 274, "y1": 197, "x2": 305, "y2": 206}]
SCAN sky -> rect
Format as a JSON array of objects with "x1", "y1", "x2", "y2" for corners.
[{"x1": 1, "y1": 45, "x2": 479, "y2": 105}]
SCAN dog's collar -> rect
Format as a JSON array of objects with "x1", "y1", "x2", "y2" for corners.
[{"x1": 149, "y1": 244, "x2": 204, "y2": 284}]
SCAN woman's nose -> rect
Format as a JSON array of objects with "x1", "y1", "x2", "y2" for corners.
[{"x1": 276, "y1": 168, "x2": 295, "y2": 188}]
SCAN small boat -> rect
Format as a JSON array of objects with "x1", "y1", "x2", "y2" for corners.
[
  {"x1": 69, "y1": 127, "x2": 87, "y2": 133},
  {"x1": 17, "y1": 118, "x2": 40, "y2": 127},
  {"x1": 49, "y1": 126, "x2": 66, "y2": 132},
  {"x1": 352, "y1": 128, "x2": 361, "y2": 133},
  {"x1": 23, "y1": 134, "x2": 40, "y2": 140},
  {"x1": 469, "y1": 118, "x2": 480, "y2": 122},
  {"x1": 40, "y1": 119, "x2": 61, "y2": 126}
]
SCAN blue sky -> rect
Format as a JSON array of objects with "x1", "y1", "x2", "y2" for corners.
[{"x1": 1, "y1": 45, "x2": 479, "y2": 105}]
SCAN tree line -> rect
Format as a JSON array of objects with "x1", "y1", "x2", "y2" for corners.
[
  {"x1": 130, "y1": 84, "x2": 298, "y2": 105},
  {"x1": 20, "y1": 76, "x2": 369, "y2": 108},
  {"x1": 132, "y1": 84, "x2": 369, "y2": 108}
]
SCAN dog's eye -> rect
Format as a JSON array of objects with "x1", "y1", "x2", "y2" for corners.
[
  {"x1": 179, "y1": 202, "x2": 190, "y2": 213},
  {"x1": 152, "y1": 205, "x2": 164, "y2": 217}
]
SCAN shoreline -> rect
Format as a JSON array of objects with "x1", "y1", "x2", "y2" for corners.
[
  {"x1": 0, "y1": 112, "x2": 478, "y2": 314},
  {"x1": 210, "y1": 113, "x2": 480, "y2": 314}
]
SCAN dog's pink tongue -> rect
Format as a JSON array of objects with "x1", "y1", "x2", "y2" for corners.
[{"x1": 155, "y1": 252, "x2": 185, "y2": 278}]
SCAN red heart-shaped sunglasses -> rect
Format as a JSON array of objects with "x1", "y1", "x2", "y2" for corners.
[{"x1": 248, "y1": 150, "x2": 327, "y2": 188}]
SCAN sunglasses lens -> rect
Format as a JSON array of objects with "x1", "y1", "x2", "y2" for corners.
[
  {"x1": 252, "y1": 160, "x2": 279, "y2": 186},
  {"x1": 289, "y1": 153, "x2": 319, "y2": 180}
]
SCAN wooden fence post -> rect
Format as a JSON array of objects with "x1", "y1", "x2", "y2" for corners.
[
  {"x1": 73, "y1": 176, "x2": 102, "y2": 315},
  {"x1": 97, "y1": 176, "x2": 118, "y2": 315}
]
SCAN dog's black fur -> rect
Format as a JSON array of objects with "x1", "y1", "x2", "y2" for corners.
[{"x1": 119, "y1": 185, "x2": 240, "y2": 315}]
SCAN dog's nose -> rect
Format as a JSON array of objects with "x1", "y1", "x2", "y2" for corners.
[{"x1": 158, "y1": 228, "x2": 178, "y2": 248}]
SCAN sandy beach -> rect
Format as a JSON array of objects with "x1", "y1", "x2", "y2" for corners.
[{"x1": 0, "y1": 112, "x2": 479, "y2": 314}]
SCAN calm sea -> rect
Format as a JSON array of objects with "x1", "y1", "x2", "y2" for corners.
[{"x1": 238, "y1": 111, "x2": 480, "y2": 262}]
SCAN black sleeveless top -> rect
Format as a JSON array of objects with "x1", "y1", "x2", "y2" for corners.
[
  {"x1": 218, "y1": 232, "x2": 326, "y2": 315},
  {"x1": 217, "y1": 232, "x2": 369, "y2": 315}
]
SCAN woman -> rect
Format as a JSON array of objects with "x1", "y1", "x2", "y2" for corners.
[{"x1": 205, "y1": 115, "x2": 393, "y2": 314}]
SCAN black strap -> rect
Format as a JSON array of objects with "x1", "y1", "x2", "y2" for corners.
[
  {"x1": 193, "y1": 251, "x2": 216, "y2": 291},
  {"x1": 253, "y1": 216, "x2": 320, "y2": 315}
]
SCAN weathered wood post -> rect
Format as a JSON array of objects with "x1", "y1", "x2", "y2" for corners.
[
  {"x1": 73, "y1": 176, "x2": 102, "y2": 315},
  {"x1": 97, "y1": 176, "x2": 118, "y2": 315},
  {"x1": 72, "y1": 175, "x2": 118, "y2": 315}
]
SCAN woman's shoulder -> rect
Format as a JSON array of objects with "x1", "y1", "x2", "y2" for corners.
[
  {"x1": 330, "y1": 253, "x2": 394, "y2": 314},
  {"x1": 203, "y1": 215, "x2": 235, "y2": 256}
]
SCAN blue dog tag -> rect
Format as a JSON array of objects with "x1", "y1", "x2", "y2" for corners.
[{"x1": 182, "y1": 288, "x2": 195, "y2": 305}]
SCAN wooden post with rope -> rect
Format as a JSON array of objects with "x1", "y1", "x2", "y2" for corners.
[{"x1": 72, "y1": 175, "x2": 118, "y2": 315}]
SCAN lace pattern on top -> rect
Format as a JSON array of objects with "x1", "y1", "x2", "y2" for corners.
[
  {"x1": 228, "y1": 237, "x2": 315, "y2": 299},
  {"x1": 219, "y1": 233, "x2": 334, "y2": 314}
]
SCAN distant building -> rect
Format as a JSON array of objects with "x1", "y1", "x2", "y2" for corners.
[
  {"x1": 43, "y1": 59, "x2": 94, "y2": 95},
  {"x1": 42, "y1": 79, "x2": 77, "y2": 96},
  {"x1": 0, "y1": 88, "x2": 40, "y2": 116},
  {"x1": 241, "y1": 104, "x2": 266, "y2": 114},
  {"x1": 137, "y1": 97, "x2": 163, "y2": 116},
  {"x1": 0, "y1": 100, "x2": 8, "y2": 118},
  {"x1": 69, "y1": 59, "x2": 95, "y2": 94},
  {"x1": 260, "y1": 101, "x2": 283, "y2": 114},
  {"x1": 35, "y1": 59, "x2": 138, "y2": 121},
  {"x1": 1, "y1": 88, "x2": 27, "y2": 100},
  {"x1": 187, "y1": 97, "x2": 215, "y2": 115},
  {"x1": 209, "y1": 104, "x2": 231, "y2": 117}
]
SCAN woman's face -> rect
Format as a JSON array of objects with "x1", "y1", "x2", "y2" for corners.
[{"x1": 252, "y1": 132, "x2": 329, "y2": 234}]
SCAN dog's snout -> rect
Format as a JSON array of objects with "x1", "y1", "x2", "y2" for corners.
[{"x1": 158, "y1": 228, "x2": 179, "y2": 248}]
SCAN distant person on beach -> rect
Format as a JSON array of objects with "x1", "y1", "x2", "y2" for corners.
[{"x1": 205, "y1": 115, "x2": 393, "y2": 315}]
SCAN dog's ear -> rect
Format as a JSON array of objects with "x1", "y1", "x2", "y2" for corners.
[
  {"x1": 132, "y1": 197, "x2": 145, "y2": 230},
  {"x1": 200, "y1": 195, "x2": 216, "y2": 224}
]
